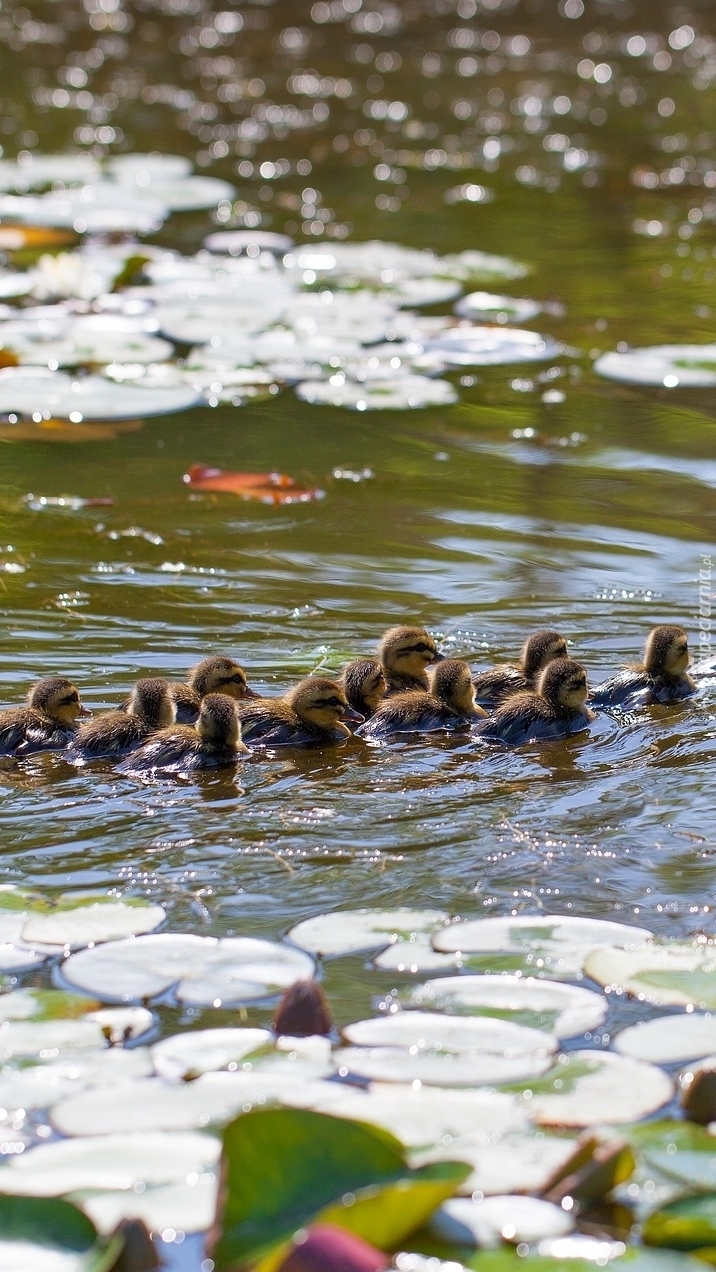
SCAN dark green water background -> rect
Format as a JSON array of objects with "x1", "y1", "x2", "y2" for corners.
[{"x1": 0, "y1": 0, "x2": 715, "y2": 1066}]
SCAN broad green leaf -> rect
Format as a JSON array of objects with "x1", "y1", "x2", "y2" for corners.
[
  {"x1": 0, "y1": 1194, "x2": 122, "y2": 1272},
  {"x1": 212, "y1": 1108, "x2": 470, "y2": 1270},
  {"x1": 644, "y1": 1194, "x2": 716, "y2": 1249}
]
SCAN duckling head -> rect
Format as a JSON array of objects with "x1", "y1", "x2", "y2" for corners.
[
  {"x1": 643, "y1": 625, "x2": 689, "y2": 678},
  {"x1": 189, "y1": 655, "x2": 257, "y2": 701},
  {"x1": 127, "y1": 678, "x2": 175, "y2": 730},
  {"x1": 537, "y1": 658, "x2": 589, "y2": 711},
  {"x1": 521, "y1": 629, "x2": 569, "y2": 678},
  {"x1": 428, "y1": 658, "x2": 477, "y2": 713},
  {"x1": 341, "y1": 658, "x2": 387, "y2": 713},
  {"x1": 197, "y1": 693, "x2": 249, "y2": 753},
  {"x1": 378, "y1": 625, "x2": 440, "y2": 679},
  {"x1": 285, "y1": 677, "x2": 360, "y2": 737},
  {"x1": 28, "y1": 677, "x2": 90, "y2": 725}
]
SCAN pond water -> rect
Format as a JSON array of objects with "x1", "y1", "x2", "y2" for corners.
[{"x1": 1, "y1": 0, "x2": 716, "y2": 1264}]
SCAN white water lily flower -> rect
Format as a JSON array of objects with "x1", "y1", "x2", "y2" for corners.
[{"x1": 29, "y1": 252, "x2": 118, "y2": 302}]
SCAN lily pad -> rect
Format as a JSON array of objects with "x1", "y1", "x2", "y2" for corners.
[
  {"x1": 407, "y1": 975, "x2": 606, "y2": 1039},
  {"x1": 336, "y1": 1044, "x2": 555, "y2": 1087},
  {"x1": 295, "y1": 374, "x2": 458, "y2": 409},
  {"x1": 22, "y1": 898, "x2": 166, "y2": 949},
  {"x1": 586, "y1": 942, "x2": 716, "y2": 1008},
  {"x1": 643, "y1": 1193, "x2": 716, "y2": 1250},
  {"x1": 0, "y1": 186, "x2": 169, "y2": 235},
  {"x1": 373, "y1": 940, "x2": 460, "y2": 974},
  {"x1": 614, "y1": 1014, "x2": 716, "y2": 1063},
  {"x1": 281, "y1": 1082, "x2": 528, "y2": 1147},
  {"x1": 419, "y1": 326, "x2": 562, "y2": 367},
  {"x1": 455, "y1": 292, "x2": 542, "y2": 323},
  {"x1": 594, "y1": 346, "x2": 716, "y2": 388},
  {"x1": 50, "y1": 1072, "x2": 315, "y2": 1137},
  {"x1": 433, "y1": 915, "x2": 654, "y2": 980},
  {"x1": 430, "y1": 1194, "x2": 574, "y2": 1246},
  {"x1": 0, "y1": 1129, "x2": 219, "y2": 1196},
  {"x1": 80, "y1": 1176, "x2": 219, "y2": 1237},
  {"x1": 525, "y1": 1050, "x2": 673, "y2": 1127},
  {"x1": 0, "y1": 1195, "x2": 118, "y2": 1272},
  {"x1": 0, "y1": 1048, "x2": 153, "y2": 1113},
  {"x1": 342, "y1": 1011, "x2": 557, "y2": 1057},
  {"x1": 60, "y1": 933, "x2": 315, "y2": 1005},
  {"x1": 204, "y1": 229, "x2": 294, "y2": 255},
  {"x1": 0, "y1": 154, "x2": 101, "y2": 190},
  {"x1": 287, "y1": 909, "x2": 451, "y2": 958},
  {"x1": 151, "y1": 1027, "x2": 273, "y2": 1079},
  {"x1": 412, "y1": 1132, "x2": 579, "y2": 1197},
  {"x1": 105, "y1": 153, "x2": 193, "y2": 180},
  {"x1": 212, "y1": 1107, "x2": 470, "y2": 1269},
  {"x1": 0, "y1": 367, "x2": 202, "y2": 420}
]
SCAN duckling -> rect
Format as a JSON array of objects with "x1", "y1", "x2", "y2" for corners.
[
  {"x1": 169, "y1": 655, "x2": 258, "y2": 724},
  {"x1": 2, "y1": 677, "x2": 90, "y2": 755},
  {"x1": 68, "y1": 678, "x2": 175, "y2": 760},
  {"x1": 590, "y1": 625, "x2": 696, "y2": 709},
  {"x1": 339, "y1": 658, "x2": 386, "y2": 720},
  {"x1": 378, "y1": 625, "x2": 442, "y2": 695},
  {"x1": 237, "y1": 677, "x2": 362, "y2": 746},
  {"x1": 478, "y1": 658, "x2": 594, "y2": 745},
  {"x1": 117, "y1": 693, "x2": 248, "y2": 773},
  {"x1": 473, "y1": 629, "x2": 568, "y2": 708},
  {"x1": 357, "y1": 658, "x2": 487, "y2": 739}
]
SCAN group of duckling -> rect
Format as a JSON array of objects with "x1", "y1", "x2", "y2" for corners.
[{"x1": 0, "y1": 623, "x2": 699, "y2": 773}]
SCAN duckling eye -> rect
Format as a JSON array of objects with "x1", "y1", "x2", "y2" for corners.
[
  {"x1": 62, "y1": 693, "x2": 79, "y2": 705},
  {"x1": 411, "y1": 642, "x2": 434, "y2": 654},
  {"x1": 227, "y1": 674, "x2": 245, "y2": 684}
]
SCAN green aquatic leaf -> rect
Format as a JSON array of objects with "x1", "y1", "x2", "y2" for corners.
[
  {"x1": 647, "y1": 1152, "x2": 716, "y2": 1192},
  {"x1": 211, "y1": 1107, "x2": 470, "y2": 1270},
  {"x1": 0, "y1": 1194, "x2": 122, "y2": 1271},
  {"x1": 643, "y1": 1193, "x2": 716, "y2": 1250}
]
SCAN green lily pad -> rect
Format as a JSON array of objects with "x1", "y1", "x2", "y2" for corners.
[
  {"x1": 407, "y1": 975, "x2": 606, "y2": 1039},
  {"x1": 211, "y1": 1107, "x2": 470, "y2": 1269},
  {"x1": 585, "y1": 942, "x2": 716, "y2": 1008},
  {"x1": 0, "y1": 1194, "x2": 120, "y2": 1272},
  {"x1": 517, "y1": 1050, "x2": 673, "y2": 1127},
  {"x1": 433, "y1": 916, "x2": 653, "y2": 980},
  {"x1": 287, "y1": 909, "x2": 451, "y2": 958},
  {"x1": 643, "y1": 1193, "x2": 716, "y2": 1249}
]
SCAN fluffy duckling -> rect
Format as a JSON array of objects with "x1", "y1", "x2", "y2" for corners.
[
  {"x1": 69, "y1": 678, "x2": 175, "y2": 760},
  {"x1": 2, "y1": 677, "x2": 90, "y2": 755},
  {"x1": 357, "y1": 658, "x2": 487, "y2": 739},
  {"x1": 169, "y1": 655, "x2": 258, "y2": 724},
  {"x1": 378, "y1": 625, "x2": 442, "y2": 695},
  {"x1": 590, "y1": 625, "x2": 696, "y2": 709},
  {"x1": 473, "y1": 629, "x2": 568, "y2": 708},
  {"x1": 117, "y1": 693, "x2": 248, "y2": 773},
  {"x1": 339, "y1": 658, "x2": 387, "y2": 720},
  {"x1": 237, "y1": 677, "x2": 362, "y2": 746},
  {"x1": 478, "y1": 658, "x2": 594, "y2": 745}
]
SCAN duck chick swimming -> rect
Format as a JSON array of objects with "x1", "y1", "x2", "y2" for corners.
[
  {"x1": 117, "y1": 693, "x2": 248, "y2": 773},
  {"x1": 4, "y1": 677, "x2": 90, "y2": 755},
  {"x1": 69, "y1": 678, "x2": 175, "y2": 760},
  {"x1": 590, "y1": 625, "x2": 695, "y2": 709},
  {"x1": 169, "y1": 655, "x2": 258, "y2": 724},
  {"x1": 478, "y1": 658, "x2": 594, "y2": 745},
  {"x1": 473, "y1": 629, "x2": 568, "y2": 708},
  {"x1": 357, "y1": 658, "x2": 486, "y2": 739},
  {"x1": 237, "y1": 677, "x2": 361, "y2": 746},
  {"x1": 339, "y1": 658, "x2": 387, "y2": 720},
  {"x1": 378, "y1": 625, "x2": 441, "y2": 695}
]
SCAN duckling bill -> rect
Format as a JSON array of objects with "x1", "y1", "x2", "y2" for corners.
[
  {"x1": 473, "y1": 629, "x2": 568, "y2": 707},
  {"x1": 478, "y1": 658, "x2": 594, "y2": 745},
  {"x1": 590, "y1": 625, "x2": 696, "y2": 709},
  {"x1": 3, "y1": 677, "x2": 90, "y2": 755},
  {"x1": 237, "y1": 677, "x2": 362, "y2": 746},
  {"x1": 357, "y1": 659, "x2": 485, "y2": 739},
  {"x1": 118, "y1": 693, "x2": 248, "y2": 774}
]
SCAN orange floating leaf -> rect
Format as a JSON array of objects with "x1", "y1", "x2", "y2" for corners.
[
  {"x1": 183, "y1": 463, "x2": 324, "y2": 504},
  {"x1": 0, "y1": 224, "x2": 77, "y2": 251}
]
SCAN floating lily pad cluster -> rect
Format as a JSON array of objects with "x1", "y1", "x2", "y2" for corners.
[
  {"x1": 5, "y1": 902, "x2": 716, "y2": 1262},
  {"x1": 0, "y1": 153, "x2": 562, "y2": 421}
]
